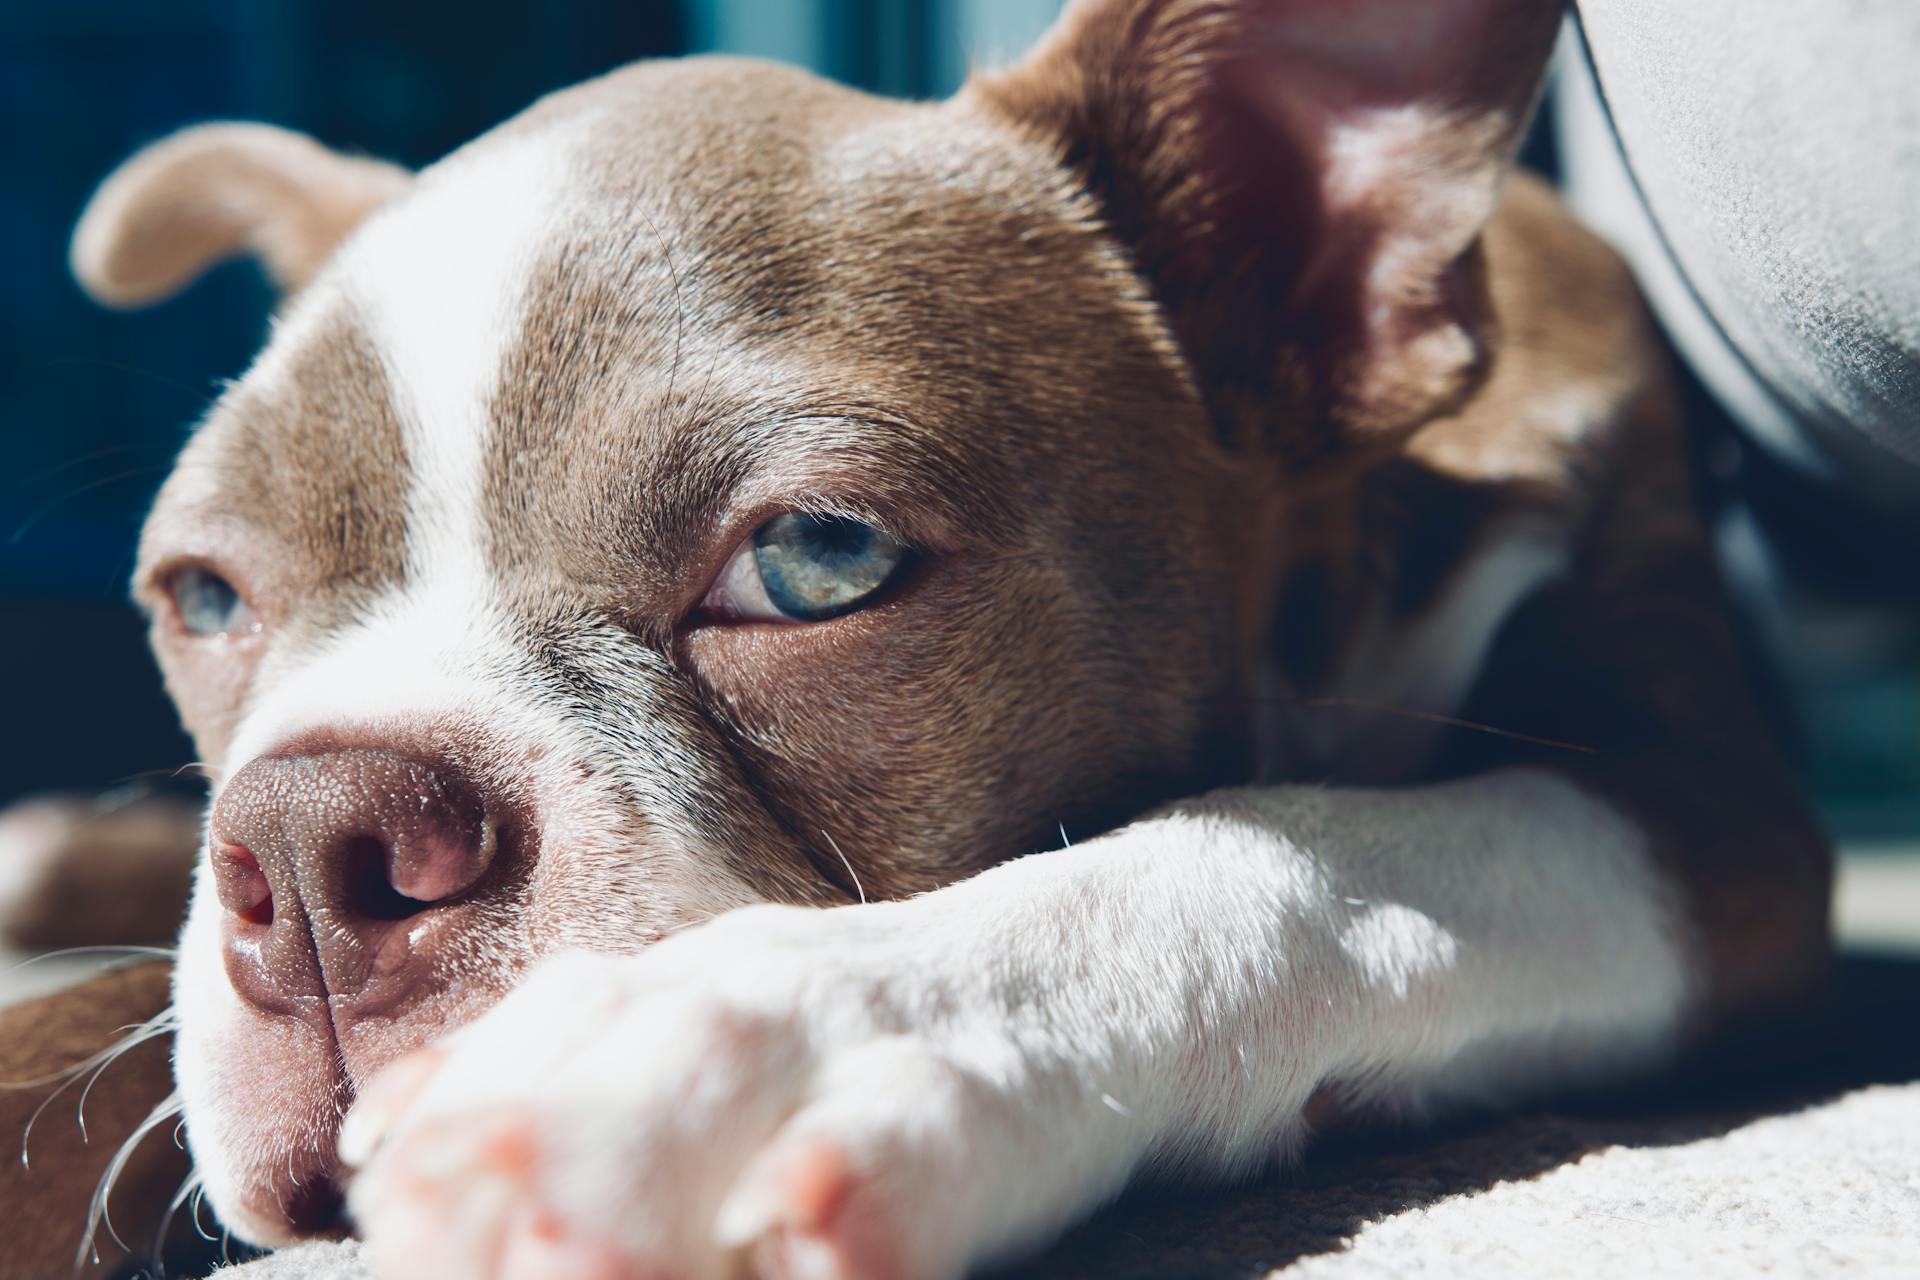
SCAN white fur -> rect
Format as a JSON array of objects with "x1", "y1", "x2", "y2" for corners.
[
  {"x1": 176, "y1": 125, "x2": 613, "y2": 1238},
  {"x1": 220, "y1": 128, "x2": 579, "y2": 774},
  {"x1": 348, "y1": 135, "x2": 562, "y2": 610},
  {"x1": 342, "y1": 768, "x2": 1692, "y2": 1279}
]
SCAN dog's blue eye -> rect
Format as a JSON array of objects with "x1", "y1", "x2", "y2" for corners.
[
  {"x1": 751, "y1": 514, "x2": 909, "y2": 621},
  {"x1": 170, "y1": 567, "x2": 253, "y2": 636}
]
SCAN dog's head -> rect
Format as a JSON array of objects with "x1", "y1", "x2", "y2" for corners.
[{"x1": 75, "y1": 0, "x2": 1559, "y2": 1242}]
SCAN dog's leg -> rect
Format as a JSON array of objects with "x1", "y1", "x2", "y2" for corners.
[
  {"x1": 0, "y1": 961, "x2": 183, "y2": 1280},
  {"x1": 338, "y1": 761, "x2": 1817, "y2": 1280}
]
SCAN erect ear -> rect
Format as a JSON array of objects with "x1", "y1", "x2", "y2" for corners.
[
  {"x1": 972, "y1": 0, "x2": 1564, "y2": 458},
  {"x1": 71, "y1": 123, "x2": 410, "y2": 309}
]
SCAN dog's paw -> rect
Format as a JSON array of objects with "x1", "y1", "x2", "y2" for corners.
[{"x1": 340, "y1": 904, "x2": 1074, "y2": 1280}]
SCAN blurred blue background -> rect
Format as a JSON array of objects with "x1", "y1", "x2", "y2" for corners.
[
  {"x1": 4, "y1": 0, "x2": 1918, "y2": 862},
  {"x1": 0, "y1": 0, "x2": 1064, "y2": 805}
]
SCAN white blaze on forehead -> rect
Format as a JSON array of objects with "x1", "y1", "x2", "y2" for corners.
[
  {"x1": 221, "y1": 125, "x2": 587, "y2": 773},
  {"x1": 347, "y1": 127, "x2": 579, "y2": 590}
]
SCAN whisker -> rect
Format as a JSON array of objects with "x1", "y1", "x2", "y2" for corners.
[
  {"x1": 1232, "y1": 692, "x2": 1599, "y2": 756},
  {"x1": 36, "y1": 356, "x2": 208, "y2": 399},
  {"x1": 191, "y1": 1182, "x2": 218, "y2": 1243},
  {"x1": 1293, "y1": 696, "x2": 1597, "y2": 755},
  {"x1": 0, "y1": 945, "x2": 176, "y2": 991},
  {"x1": 819, "y1": 831, "x2": 865, "y2": 904},
  {"x1": 94, "y1": 765, "x2": 212, "y2": 791},
  {"x1": 77, "y1": 1089, "x2": 184, "y2": 1268},
  {"x1": 20, "y1": 442, "x2": 172, "y2": 488},
  {"x1": 74, "y1": 1015, "x2": 177, "y2": 1143},
  {"x1": 8, "y1": 465, "x2": 173, "y2": 544},
  {"x1": 7, "y1": 1004, "x2": 176, "y2": 1096},
  {"x1": 636, "y1": 205, "x2": 687, "y2": 414},
  {"x1": 153, "y1": 1168, "x2": 205, "y2": 1275},
  {"x1": 14, "y1": 1006, "x2": 176, "y2": 1172}
]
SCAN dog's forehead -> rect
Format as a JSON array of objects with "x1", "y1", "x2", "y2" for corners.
[{"x1": 153, "y1": 56, "x2": 1182, "y2": 638}]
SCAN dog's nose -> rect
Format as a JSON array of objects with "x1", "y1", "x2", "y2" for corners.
[{"x1": 209, "y1": 749, "x2": 508, "y2": 1012}]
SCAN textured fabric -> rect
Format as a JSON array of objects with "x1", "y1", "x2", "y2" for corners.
[
  {"x1": 1557, "y1": 3, "x2": 1920, "y2": 514},
  {"x1": 216, "y1": 1241, "x2": 373, "y2": 1280}
]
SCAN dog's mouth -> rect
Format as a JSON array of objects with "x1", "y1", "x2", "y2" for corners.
[
  {"x1": 257, "y1": 1163, "x2": 350, "y2": 1243},
  {"x1": 200, "y1": 940, "x2": 517, "y2": 1245},
  {"x1": 286, "y1": 1178, "x2": 349, "y2": 1237}
]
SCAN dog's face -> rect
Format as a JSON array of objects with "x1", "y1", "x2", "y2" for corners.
[
  {"x1": 129, "y1": 60, "x2": 1266, "y2": 1238},
  {"x1": 82, "y1": 0, "x2": 1553, "y2": 1241}
]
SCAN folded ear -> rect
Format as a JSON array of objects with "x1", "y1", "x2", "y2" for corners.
[
  {"x1": 973, "y1": 0, "x2": 1563, "y2": 457},
  {"x1": 71, "y1": 123, "x2": 410, "y2": 309}
]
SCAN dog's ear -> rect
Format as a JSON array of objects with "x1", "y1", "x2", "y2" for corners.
[
  {"x1": 71, "y1": 123, "x2": 410, "y2": 309},
  {"x1": 973, "y1": 0, "x2": 1563, "y2": 458}
]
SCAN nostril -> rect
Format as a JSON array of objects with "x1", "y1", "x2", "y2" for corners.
[
  {"x1": 213, "y1": 843, "x2": 274, "y2": 926},
  {"x1": 343, "y1": 837, "x2": 434, "y2": 923}
]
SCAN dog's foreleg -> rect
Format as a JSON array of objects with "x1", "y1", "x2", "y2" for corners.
[
  {"x1": 343, "y1": 765, "x2": 1770, "y2": 1279},
  {"x1": 928, "y1": 767, "x2": 1701, "y2": 1181}
]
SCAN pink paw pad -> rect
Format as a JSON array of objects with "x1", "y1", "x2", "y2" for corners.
[
  {"x1": 724, "y1": 1139, "x2": 906, "y2": 1280},
  {"x1": 498, "y1": 1206, "x2": 644, "y2": 1280}
]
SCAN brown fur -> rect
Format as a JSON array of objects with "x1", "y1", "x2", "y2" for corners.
[
  {"x1": 0, "y1": 963, "x2": 182, "y2": 1280},
  {"x1": 133, "y1": 311, "x2": 414, "y2": 766},
  {"x1": 1277, "y1": 177, "x2": 1831, "y2": 1021},
  {"x1": 71, "y1": 123, "x2": 408, "y2": 307}
]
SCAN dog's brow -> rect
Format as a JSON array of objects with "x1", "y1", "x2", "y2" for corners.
[{"x1": 678, "y1": 410, "x2": 1015, "y2": 548}]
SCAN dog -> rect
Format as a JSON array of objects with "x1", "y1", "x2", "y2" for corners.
[{"x1": 11, "y1": 0, "x2": 1831, "y2": 1275}]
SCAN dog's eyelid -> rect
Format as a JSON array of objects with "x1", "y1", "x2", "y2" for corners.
[
  {"x1": 714, "y1": 416, "x2": 992, "y2": 551},
  {"x1": 133, "y1": 556, "x2": 196, "y2": 612},
  {"x1": 128, "y1": 568, "x2": 166, "y2": 612},
  {"x1": 723, "y1": 491, "x2": 934, "y2": 561}
]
